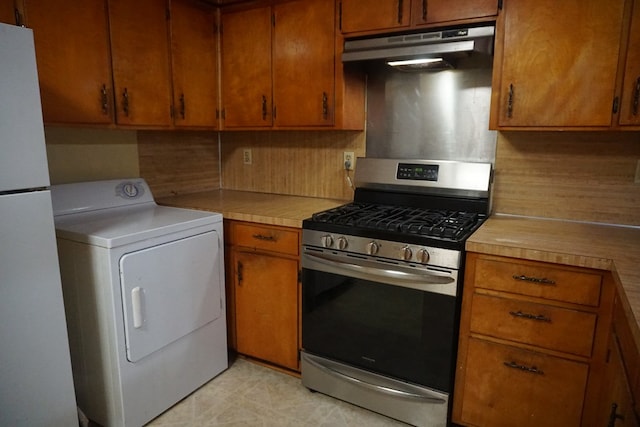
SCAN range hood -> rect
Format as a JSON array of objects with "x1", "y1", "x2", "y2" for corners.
[{"x1": 342, "y1": 25, "x2": 495, "y2": 67}]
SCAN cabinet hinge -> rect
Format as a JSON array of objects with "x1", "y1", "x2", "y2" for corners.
[
  {"x1": 498, "y1": 0, "x2": 503, "y2": 10},
  {"x1": 613, "y1": 96, "x2": 620, "y2": 114},
  {"x1": 216, "y1": 109, "x2": 220, "y2": 119},
  {"x1": 221, "y1": 108, "x2": 226, "y2": 120}
]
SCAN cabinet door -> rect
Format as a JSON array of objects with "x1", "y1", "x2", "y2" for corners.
[
  {"x1": 494, "y1": 0, "x2": 625, "y2": 128},
  {"x1": 596, "y1": 334, "x2": 640, "y2": 427},
  {"x1": 273, "y1": 0, "x2": 335, "y2": 127},
  {"x1": 169, "y1": 0, "x2": 218, "y2": 129},
  {"x1": 109, "y1": 0, "x2": 173, "y2": 127},
  {"x1": 619, "y1": 0, "x2": 640, "y2": 126},
  {"x1": 234, "y1": 250, "x2": 299, "y2": 370},
  {"x1": 25, "y1": 0, "x2": 114, "y2": 125},
  {"x1": 459, "y1": 338, "x2": 588, "y2": 427},
  {"x1": 1, "y1": 1, "x2": 16, "y2": 24},
  {"x1": 340, "y1": 0, "x2": 410, "y2": 34},
  {"x1": 411, "y1": 0, "x2": 498, "y2": 27},
  {"x1": 220, "y1": 6, "x2": 272, "y2": 128}
]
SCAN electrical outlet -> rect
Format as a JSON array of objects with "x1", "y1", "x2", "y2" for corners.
[
  {"x1": 635, "y1": 160, "x2": 640, "y2": 184},
  {"x1": 243, "y1": 148, "x2": 252, "y2": 165},
  {"x1": 343, "y1": 152, "x2": 354, "y2": 171}
]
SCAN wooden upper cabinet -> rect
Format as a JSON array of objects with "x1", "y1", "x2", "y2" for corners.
[
  {"x1": 410, "y1": 0, "x2": 498, "y2": 27},
  {"x1": 340, "y1": 0, "x2": 498, "y2": 35},
  {"x1": 273, "y1": 0, "x2": 335, "y2": 127},
  {"x1": 169, "y1": 0, "x2": 218, "y2": 129},
  {"x1": 25, "y1": 0, "x2": 114, "y2": 125},
  {"x1": 340, "y1": 0, "x2": 411, "y2": 34},
  {"x1": 1, "y1": 1, "x2": 17, "y2": 24},
  {"x1": 220, "y1": 6, "x2": 273, "y2": 128},
  {"x1": 108, "y1": 0, "x2": 173, "y2": 127},
  {"x1": 619, "y1": 0, "x2": 640, "y2": 126},
  {"x1": 491, "y1": 0, "x2": 626, "y2": 128}
]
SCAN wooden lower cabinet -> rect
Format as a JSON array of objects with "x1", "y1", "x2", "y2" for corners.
[
  {"x1": 453, "y1": 252, "x2": 615, "y2": 427},
  {"x1": 226, "y1": 220, "x2": 301, "y2": 371},
  {"x1": 596, "y1": 333, "x2": 640, "y2": 427},
  {"x1": 460, "y1": 338, "x2": 589, "y2": 426}
]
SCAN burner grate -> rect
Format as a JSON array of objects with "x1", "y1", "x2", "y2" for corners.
[{"x1": 311, "y1": 203, "x2": 484, "y2": 242}]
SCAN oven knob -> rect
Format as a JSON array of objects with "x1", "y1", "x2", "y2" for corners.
[
  {"x1": 337, "y1": 237, "x2": 348, "y2": 250},
  {"x1": 321, "y1": 234, "x2": 334, "y2": 248},
  {"x1": 417, "y1": 248, "x2": 430, "y2": 263},
  {"x1": 401, "y1": 246, "x2": 413, "y2": 261},
  {"x1": 367, "y1": 241, "x2": 379, "y2": 255}
]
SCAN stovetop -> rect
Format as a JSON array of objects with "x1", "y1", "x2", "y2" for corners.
[{"x1": 310, "y1": 202, "x2": 485, "y2": 241}]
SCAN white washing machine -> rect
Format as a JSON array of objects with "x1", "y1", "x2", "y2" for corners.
[{"x1": 51, "y1": 179, "x2": 228, "y2": 427}]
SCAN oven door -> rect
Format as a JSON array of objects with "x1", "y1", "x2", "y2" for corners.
[{"x1": 301, "y1": 247, "x2": 459, "y2": 393}]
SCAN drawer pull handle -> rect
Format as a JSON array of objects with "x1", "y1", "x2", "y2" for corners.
[
  {"x1": 503, "y1": 361, "x2": 544, "y2": 375},
  {"x1": 509, "y1": 310, "x2": 551, "y2": 323},
  {"x1": 252, "y1": 233, "x2": 276, "y2": 242},
  {"x1": 512, "y1": 274, "x2": 556, "y2": 285}
]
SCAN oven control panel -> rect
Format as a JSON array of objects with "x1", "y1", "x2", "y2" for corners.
[
  {"x1": 397, "y1": 163, "x2": 439, "y2": 181},
  {"x1": 302, "y1": 229, "x2": 461, "y2": 270}
]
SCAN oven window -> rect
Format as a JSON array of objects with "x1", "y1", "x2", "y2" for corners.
[{"x1": 302, "y1": 268, "x2": 457, "y2": 392}]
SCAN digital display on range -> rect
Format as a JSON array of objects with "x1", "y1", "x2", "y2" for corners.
[{"x1": 397, "y1": 163, "x2": 439, "y2": 181}]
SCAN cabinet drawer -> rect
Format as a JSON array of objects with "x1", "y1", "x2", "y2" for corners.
[
  {"x1": 475, "y1": 258, "x2": 602, "y2": 306},
  {"x1": 232, "y1": 223, "x2": 299, "y2": 256},
  {"x1": 470, "y1": 293, "x2": 597, "y2": 357},
  {"x1": 459, "y1": 338, "x2": 588, "y2": 427}
]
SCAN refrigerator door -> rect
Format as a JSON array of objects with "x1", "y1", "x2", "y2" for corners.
[
  {"x1": 0, "y1": 23, "x2": 50, "y2": 192},
  {"x1": 0, "y1": 191, "x2": 78, "y2": 426}
]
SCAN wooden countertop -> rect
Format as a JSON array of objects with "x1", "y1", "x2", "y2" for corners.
[
  {"x1": 157, "y1": 190, "x2": 347, "y2": 229},
  {"x1": 468, "y1": 213, "x2": 640, "y2": 357}
]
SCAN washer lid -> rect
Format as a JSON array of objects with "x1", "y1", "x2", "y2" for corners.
[{"x1": 54, "y1": 204, "x2": 222, "y2": 248}]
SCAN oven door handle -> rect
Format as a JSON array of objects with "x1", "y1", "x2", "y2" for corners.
[
  {"x1": 303, "y1": 352, "x2": 447, "y2": 403},
  {"x1": 303, "y1": 251, "x2": 456, "y2": 295}
]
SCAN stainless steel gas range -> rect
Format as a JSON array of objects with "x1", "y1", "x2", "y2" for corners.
[{"x1": 300, "y1": 158, "x2": 492, "y2": 427}]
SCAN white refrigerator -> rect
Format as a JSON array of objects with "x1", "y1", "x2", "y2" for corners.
[{"x1": 0, "y1": 23, "x2": 78, "y2": 426}]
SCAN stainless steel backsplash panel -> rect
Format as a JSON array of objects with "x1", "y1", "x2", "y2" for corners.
[{"x1": 363, "y1": 54, "x2": 497, "y2": 163}]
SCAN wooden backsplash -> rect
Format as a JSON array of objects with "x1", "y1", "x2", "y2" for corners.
[
  {"x1": 220, "y1": 130, "x2": 365, "y2": 201},
  {"x1": 493, "y1": 132, "x2": 640, "y2": 226},
  {"x1": 138, "y1": 131, "x2": 220, "y2": 198}
]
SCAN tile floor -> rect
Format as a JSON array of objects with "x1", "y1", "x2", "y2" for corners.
[{"x1": 146, "y1": 354, "x2": 410, "y2": 427}]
